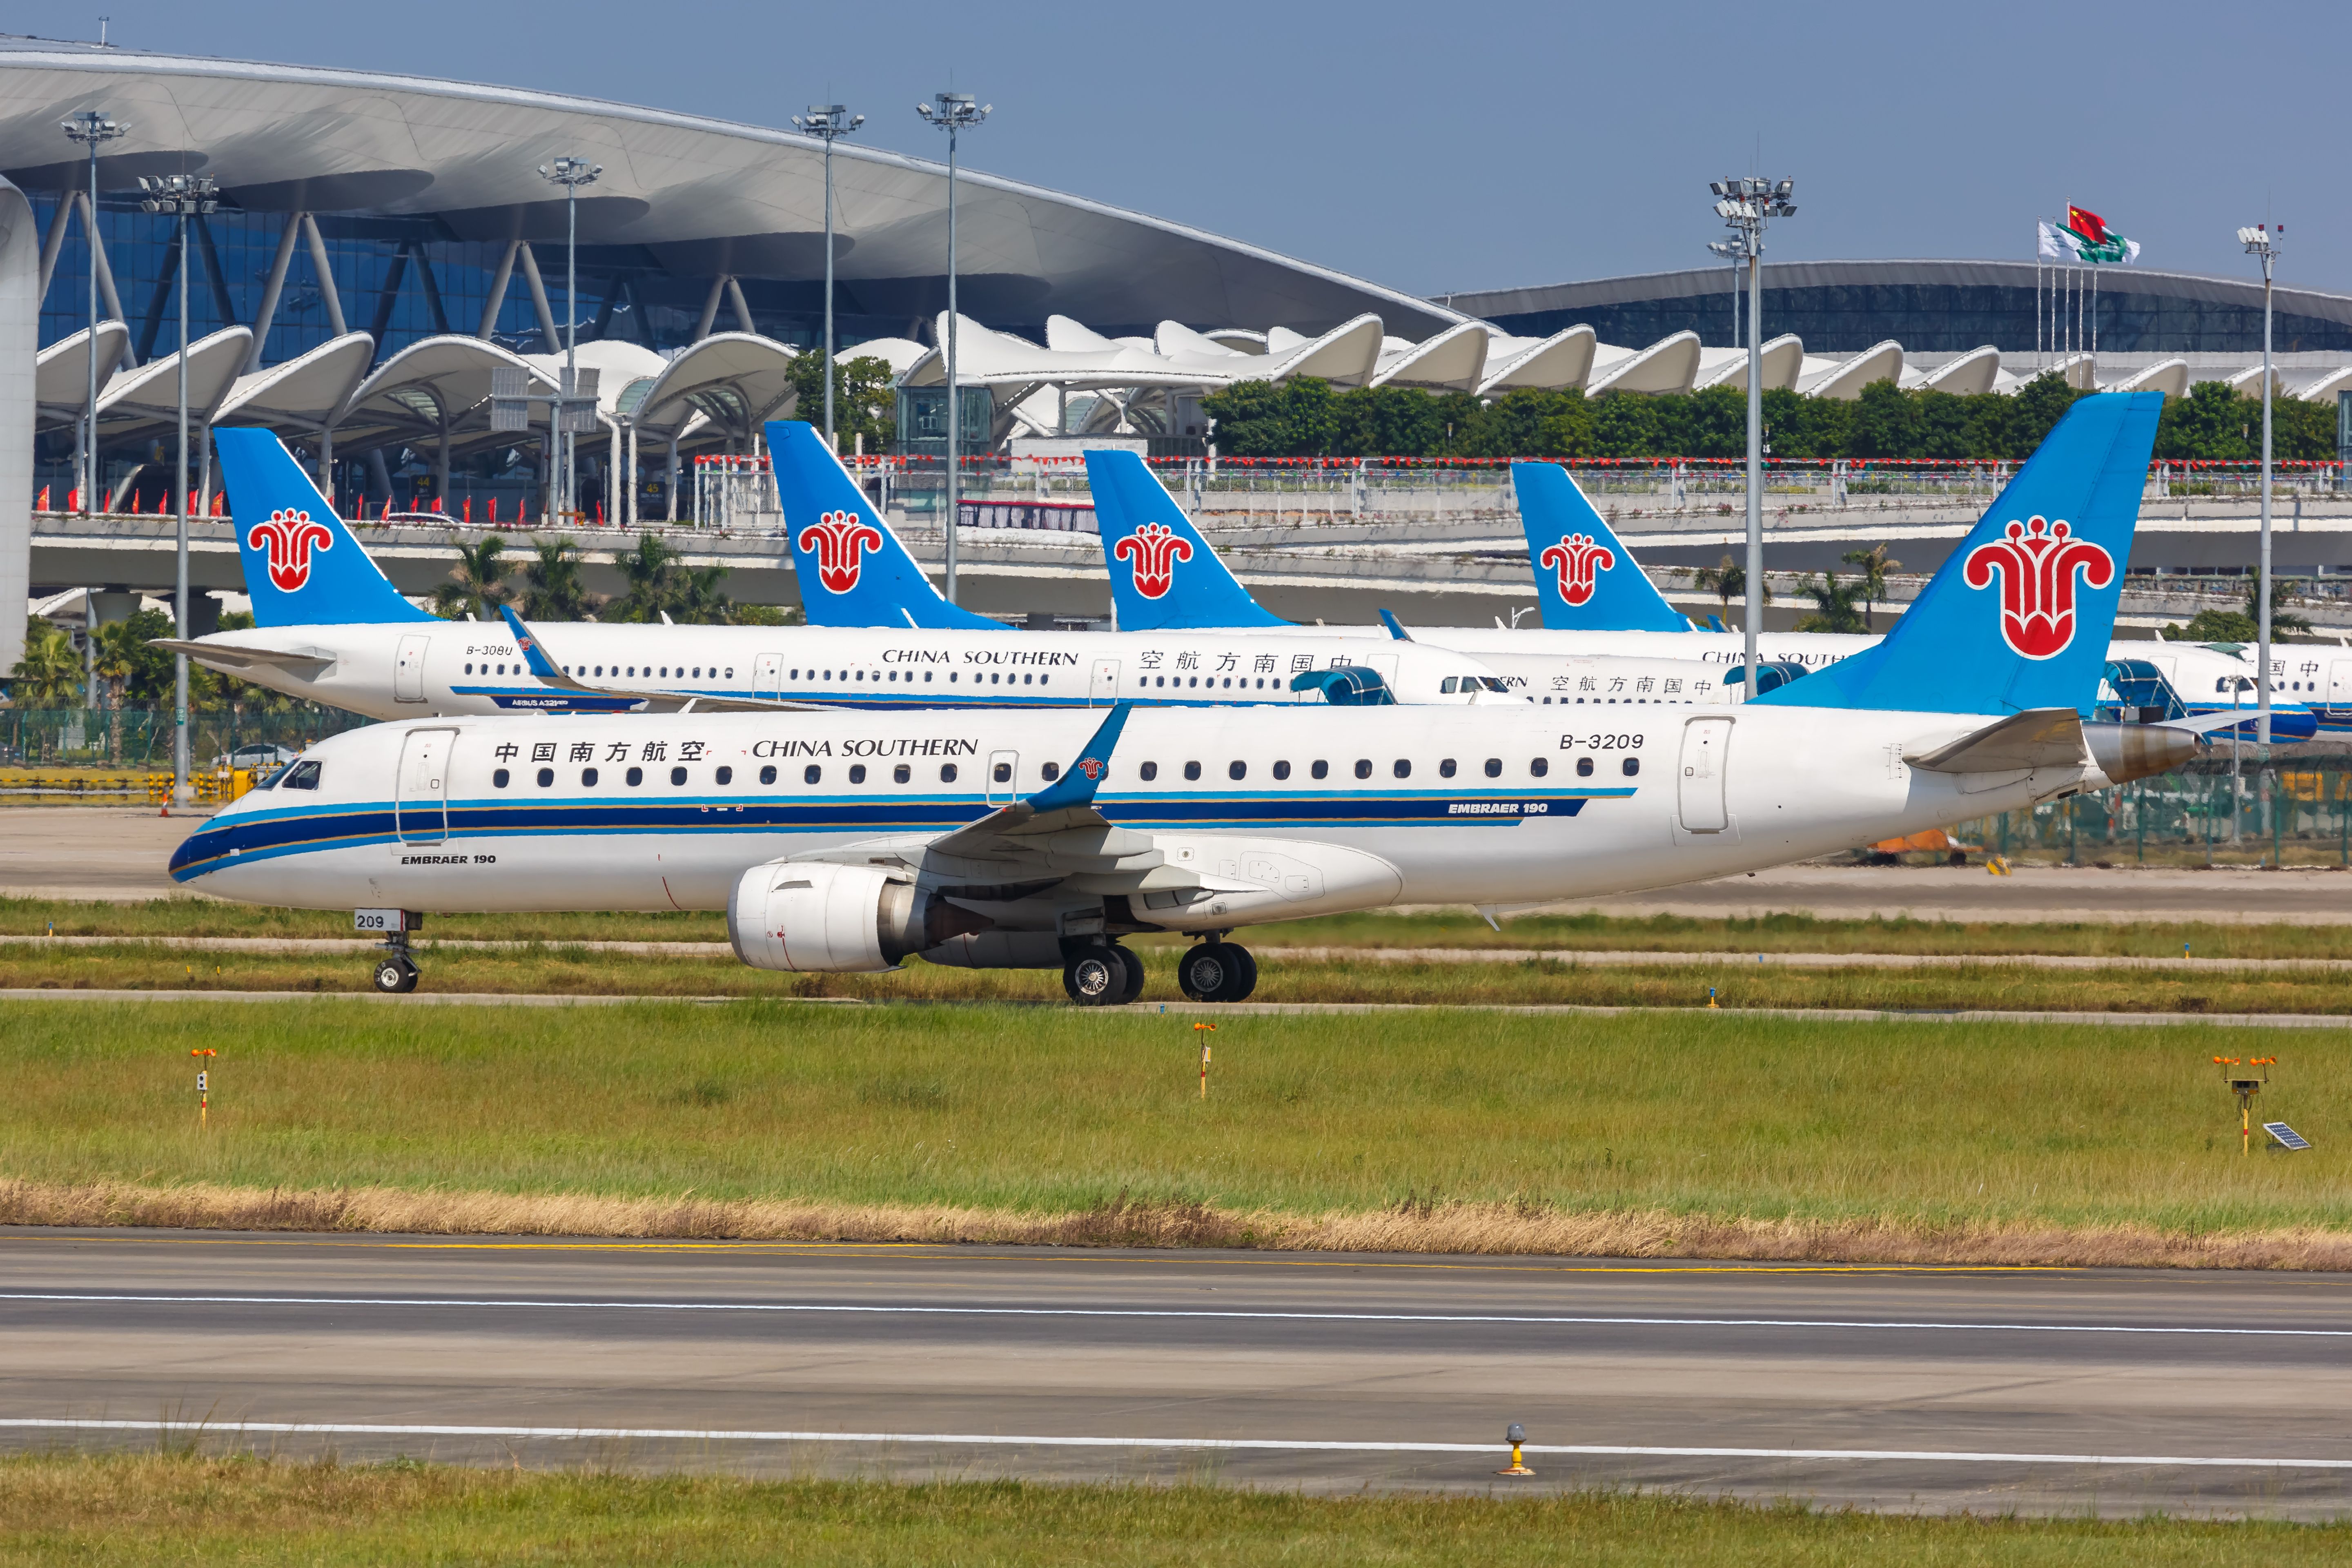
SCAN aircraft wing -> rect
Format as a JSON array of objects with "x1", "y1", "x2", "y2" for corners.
[
  {"x1": 495, "y1": 604, "x2": 837, "y2": 714},
  {"x1": 149, "y1": 637, "x2": 337, "y2": 670}
]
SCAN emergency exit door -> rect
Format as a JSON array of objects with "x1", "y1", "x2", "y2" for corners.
[
  {"x1": 1677, "y1": 717, "x2": 1732, "y2": 833},
  {"x1": 394, "y1": 634, "x2": 430, "y2": 703},
  {"x1": 395, "y1": 728, "x2": 455, "y2": 845},
  {"x1": 1089, "y1": 659, "x2": 1121, "y2": 707},
  {"x1": 753, "y1": 652, "x2": 784, "y2": 699}
]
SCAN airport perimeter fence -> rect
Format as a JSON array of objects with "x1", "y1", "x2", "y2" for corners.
[
  {"x1": 0, "y1": 709, "x2": 374, "y2": 775},
  {"x1": 1947, "y1": 757, "x2": 2352, "y2": 869}
]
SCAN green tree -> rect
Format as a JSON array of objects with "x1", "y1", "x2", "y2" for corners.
[
  {"x1": 1847, "y1": 380, "x2": 1921, "y2": 459},
  {"x1": 1690, "y1": 555, "x2": 1767, "y2": 615},
  {"x1": 785, "y1": 351, "x2": 899, "y2": 453},
  {"x1": 1201, "y1": 378, "x2": 1340, "y2": 457},
  {"x1": 7, "y1": 619, "x2": 84, "y2": 707},
  {"x1": 1792, "y1": 570, "x2": 1866, "y2": 634},
  {"x1": 608, "y1": 533, "x2": 686, "y2": 623},
  {"x1": 1458, "y1": 389, "x2": 1586, "y2": 459},
  {"x1": 670, "y1": 563, "x2": 736, "y2": 625},
  {"x1": 520, "y1": 537, "x2": 592, "y2": 621},
  {"x1": 2154, "y1": 381, "x2": 2252, "y2": 461},
  {"x1": 1839, "y1": 544, "x2": 1902, "y2": 632},
  {"x1": 431, "y1": 535, "x2": 511, "y2": 620},
  {"x1": 1590, "y1": 393, "x2": 1663, "y2": 459},
  {"x1": 2008, "y1": 373, "x2": 2089, "y2": 454}
]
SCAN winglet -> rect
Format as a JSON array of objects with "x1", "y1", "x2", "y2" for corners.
[
  {"x1": 1377, "y1": 608, "x2": 1414, "y2": 642},
  {"x1": 497, "y1": 601, "x2": 589, "y2": 689},
  {"x1": 1026, "y1": 703, "x2": 1133, "y2": 812}
]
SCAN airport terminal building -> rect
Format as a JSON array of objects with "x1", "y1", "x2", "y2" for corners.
[{"x1": 1, "y1": 34, "x2": 2349, "y2": 671}]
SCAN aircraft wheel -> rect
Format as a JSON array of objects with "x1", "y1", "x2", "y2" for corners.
[
  {"x1": 1107, "y1": 944, "x2": 1147, "y2": 1005},
  {"x1": 1178, "y1": 941, "x2": 1255, "y2": 1002},
  {"x1": 1062, "y1": 947, "x2": 1128, "y2": 1007},
  {"x1": 371, "y1": 955, "x2": 419, "y2": 995}
]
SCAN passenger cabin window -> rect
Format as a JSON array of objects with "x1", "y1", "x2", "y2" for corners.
[
  {"x1": 1439, "y1": 758, "x2": 1457, "y2": 778},
  {"x1": 804, "y1": 765, "x2": 822, "y2": 784},
  {"x1": 492, "y1": 768, "x2": 510, "y2": 789},
  {"x1": 1040, "y1": 762, "x2": 1060, "y2": 782},
  {"x1": 1484, "y1": 758, "x2": 1502, "y2": 778},
  {"x1": 940, "y1": 763, "x2": 958, "y2": 783},
  {"x1": 1622, "y1": 757, "x2": 1640, "y2": 777},
  {"x1": 1393, "y1": 760, "x2": 1411, "y2": 779},
  {"x1": 1229, "y1": 761, "x2": 1246, "y2": 780},
  {"x1": 1311, "y1": 761, "x2": 1329, "y2": 780},
  {"x1": 849, "y1": 765, "x2": 867, "y2": 784},
  {"x1": 281, "y1": 760, "x2": 323, "y2": 791},
  {"x1": 1184, "y1": 762, "x2": 1203, "y2": 782},
  {"x1": 626, "y1": 766, "x2": 644, "y2": 787},
  {"x1": 581, "y1": 767, "x2": 599, "y2": 786},
  {"x1": 1272, "y1": 760, "x2": 1291, "y2": 780},
  {"x1": 1530, "y1": 757, "x2": 1549, "y2": 778},
  {"x1": 1139, "y1": 761, "x2": 1159, "y2": 781},
  {"x1": 536, "y1": 767, "x2": 554, "y2": 788},
  {"x1": 759, "y1": 765, "x2": 777, "y2": 785},
  {"x1": 1577, "y1": 757, "x2": 1594, "y2": 777},
  {"x1": 716, "y1": 766, "x2": 733, "y2": 785},
  {"x1": 993, "y1": 762, "x2": 1012, "y2": 784},
  {"x1": 1354, "y1": 760, "x2": 1373, "y2": 780},
  {"x1": 670, "y1": 766, "x2": 688, "y2": 786}
]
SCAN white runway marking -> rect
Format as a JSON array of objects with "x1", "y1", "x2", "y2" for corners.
[
  {"x1": 3, "y1": 1417, "x2": 2348, "y2": 1470},
  {"x1": 1, "y1": 1291, "x2": 2344, "y2": 1338}
]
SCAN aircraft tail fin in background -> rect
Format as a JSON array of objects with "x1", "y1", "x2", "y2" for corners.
[
  {"x1": 1510, "y1": 462, "x2": 1691, "y2": 633},
  {"x1": 766, "y1": 419, "x2": 1004, "y2": 631},
  {"x1": 212, "y1": 428, "x2": 434, "y2": 627},
  {"x1": 1084, "y1": 448, "x2": 1289, "y2": 630},
  {"x1": 1754, "y1": 391, "x2": 2163, "y2": 716}
]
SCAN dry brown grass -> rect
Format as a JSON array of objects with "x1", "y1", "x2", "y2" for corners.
[{"x1": 10, "y1": 1175, "x2": 2352, "y2": 1271}]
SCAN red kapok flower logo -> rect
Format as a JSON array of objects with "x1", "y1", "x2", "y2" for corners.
[
  {"x1": 1963, "y1": 516, "x2": 2114, "y2": 660},
  {"x1": 1111, "y1": 521, "x2": 1194, "y2": 599},
  {"x1": 245, "y1": 509, "x2": 334, "y2": 592},
  {"x1": 797, "y1": 509, "x2": 886, "y2": 594},
  {"x1": 1538, "y1": 532, "x2": 1615, "y2": 607}
]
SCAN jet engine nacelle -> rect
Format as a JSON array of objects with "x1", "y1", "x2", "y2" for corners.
[{"x1": 728, "y1": 861, "x2": 987, "y2": 972}]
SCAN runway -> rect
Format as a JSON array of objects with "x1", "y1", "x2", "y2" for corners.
[{"x1": 7, "y1": 1230, "x2": 2352, "y2": 1517}]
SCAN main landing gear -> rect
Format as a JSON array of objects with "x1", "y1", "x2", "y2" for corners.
[
  {"x1": 1063, "y1": 942, "x2": 1146, "y2": 1007},
  {"x1": 1177, "y1": 939, "x2": 1258, "y2": 1004}
]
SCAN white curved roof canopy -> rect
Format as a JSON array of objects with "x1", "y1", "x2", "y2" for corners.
[
  {"x1": 328, "y1": 334, "x2": 545, "y2": 448},
  {"x1": 1476, "y1": 326, "x2": 1595, "y2": 396},
  {"x1": 2292, "y1": 364, "x2": 2352, "y2": 404},
  {"x1": 1691, "y1": 335, "x2": 1804, "y2": 393},
  {"x1": 2105, "y1": 358, "x2": 2189, "y2": 399},
  {"x1": 1902, "y1": 345, "x2": 2002, "y2": 397},
  {"x1": 34, "y1": 321, "x2": 129, "y2": 425},
  {"x1": 94, "y1": 325, "x2": 255, "y2": 436},
  {"x1": 628, "y1": 332, "x2": 801, "y2": 441},
  {"x1": 1370, "y1": 321, "x2": 1490, "y2": 391},
  {"x1": 1798, "y1": 341, "x2": 1904, "y2": 400},
  {"x1": 1586, "y1": 331, "x2": 1701, "y2": 396},
  {"x1": 215, "y1": 332, "x2": 377, "y2": 430}
]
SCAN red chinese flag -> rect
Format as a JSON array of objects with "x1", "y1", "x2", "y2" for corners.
[{"x1": 2067, "y1": 205, "x2": 2111, "y2": 246}]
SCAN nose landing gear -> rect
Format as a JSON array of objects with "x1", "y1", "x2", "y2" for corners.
[{"x1": 359, "y1": 909, "x2": 423, "y2": 994}]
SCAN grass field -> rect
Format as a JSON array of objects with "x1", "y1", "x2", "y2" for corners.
[
  {"x1": 1, "y1": 938, "x2": 2348, "y2": 1014},
  {"x1": 10, "y1": 893, "x2": 2352, "y2": 958},
  {"x1": 4, "y1": 1455, "x2": 2341, "y2": 1567},
  {"x1": 2, "y1": 998, "x2": 2345, "y2": 1263}
]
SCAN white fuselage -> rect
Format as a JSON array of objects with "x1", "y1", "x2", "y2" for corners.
[
  {"x1": 189, "y1": 621, "x2": 1524, "y2": 722},
  {"x1": 176, "y1": 702, "x2": 2103, "y2": 936}
]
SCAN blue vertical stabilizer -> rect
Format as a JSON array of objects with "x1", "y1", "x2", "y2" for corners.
[
  {"x1": 1754, "y1": 392, "x2": 2163, "y2": 715},
  {"x1": 212, "y1": 428, "x2": 433, "y2": 626},
  {"x1": 1085, "y1": 448, "x2": 1289, "y2": 630},
  {"x1": 766, "y1": 419, "x2": 1003, "y2": 630},
  {"x1": 1510, "y1": 461, "x2": 1691, "y2": 633}
]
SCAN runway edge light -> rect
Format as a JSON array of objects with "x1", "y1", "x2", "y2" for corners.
[{"x1": 1497, "y1": 1422, "x2": 1534, "y2": 1477}]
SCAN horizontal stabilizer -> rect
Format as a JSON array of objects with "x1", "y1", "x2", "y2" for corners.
[
  {"x1": 1904, "y1": 708, "x2": 2084, "y2": 773},
  {"x1": 150, "y1": 637, "x2": 336, "y2": 669}
]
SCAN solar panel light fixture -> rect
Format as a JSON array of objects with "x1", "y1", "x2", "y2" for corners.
[{"x1": 2214, "y1": 1056, "x2": 2277, "y2": 1156}]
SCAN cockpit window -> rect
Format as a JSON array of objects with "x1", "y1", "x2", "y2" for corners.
[
  {"x1": 255, "y1": 765, "x2": 287, "y2": 790},
  {"x1": 281, "y1": 760, "x2": 323, "y2": 791}
]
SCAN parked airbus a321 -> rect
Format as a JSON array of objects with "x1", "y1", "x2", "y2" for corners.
[
  {"x1": 171, "y1": 395, "x2": 2203, "y2": 1003},
  {"x1": 158, "y1": 428, "x2": 1523, "y2": 719}
]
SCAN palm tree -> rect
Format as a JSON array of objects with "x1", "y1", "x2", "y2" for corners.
[
  {"x1": 1793, "y1": 570, "x2": 1866, "y2": 635},
  {"x1": 89, "y1": 618, "x2": 150, "y2": 763},
  {"x1": 1690, "y1": 554, "x2": 1768, "y2": 616},
  {"x1": 2245, "y1": 575, "x2": 2314, "y2": 637},
  {"x1": 521, "y1": 537, "x2": 592, "y2": 621},
  {"x1": 432, "y1": 535, "x2": 511, "y2": 620},
  {"x1": 611, "y1": 532, "x2": 683, "y2": 623},
  {"x1": 671, "y1": 563, "x2": 735, "y2": 625},
  {"x1": 1839, "y1": 543, "x2": 1902, "y2": 632},
  {"x1": 7, "y1": 619, "x2": 85, "y2": 708}
]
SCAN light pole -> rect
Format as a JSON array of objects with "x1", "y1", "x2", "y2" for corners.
[
  {"x1": 791, "y1": 105, "x2": 862, "y2": 453},
  {"x1": 917, "y1": 92, "x2": 989, "y2": 602},
  {"x1": 2238, "y1": 223, "x2": 2280, "y2": 753},
  {"x1": 140, "y1": 172, "x2": 217, "y2": 808},
  {"x1": 1707, "y1": 176, "x2": 1796, "y2": 690},
  {"x1": 61, "y1": 110, "x2": 126, "y2": 520},
  {"x1": 537, "y1": 156, "x2": 601, "y2": 524}
]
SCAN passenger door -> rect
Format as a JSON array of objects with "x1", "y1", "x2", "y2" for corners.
[
  {"x1": 753, "y1": 652, "x2": 783, "y2": 699},
  {"x1": 1089, "y1": 659, "x2": 1120, "y2": 708},
  {"x1": 395, "y1": 728, "x2": 455, "y2": 845},
  {"x1": 1677, "y1": 716, "x2": 1731, "y2": 833},
  {"x1": 2329, "y1": 660, "x2": 2352, "y2": 713},
  {"x1": 394, "y1": 634, "x2": 430, "y2": 704}
]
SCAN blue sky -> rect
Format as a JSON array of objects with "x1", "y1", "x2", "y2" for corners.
[{"x1": 30, "y1": 0, "x2": 2341, "y2": 300}]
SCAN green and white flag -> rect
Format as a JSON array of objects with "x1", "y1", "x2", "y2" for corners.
[{"x1": 2039, "y1": 206, "x2": 2140, "y2": 264}]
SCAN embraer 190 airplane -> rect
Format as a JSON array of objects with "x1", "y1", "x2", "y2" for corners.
[
  {"x1": 172, "y1": 394, "x2": 2201, "y2": 1005},
  {"x1": 159, "y1": 428, "x2": 1522, "y2": 721},
  {"x1": 1080, "y1": 443, "x2": 2318, "y2": 738}
]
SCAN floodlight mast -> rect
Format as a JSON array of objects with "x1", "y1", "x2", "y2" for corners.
[
  {"x1": 537, "y1": 156, "x2": 601, "y2": 524},
  {"x1": 791, "y1": 105, "x2": 864, "y2": 453},
  {"x1": 918, "y1": 92, "x2": 989, "y2": 602},
  {"x1": 139, "y1": 173, "x2": 218, "y2": 808},
  {"x1": 1706, "y1": 176, "x2": 1797, "y2": 690},
  {"x1": 61, "y1": 110, "x2": 126, "y2": 522},
  {"x1": 2239, "y1": 223, "x2": 2280, "y2": 751}
]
